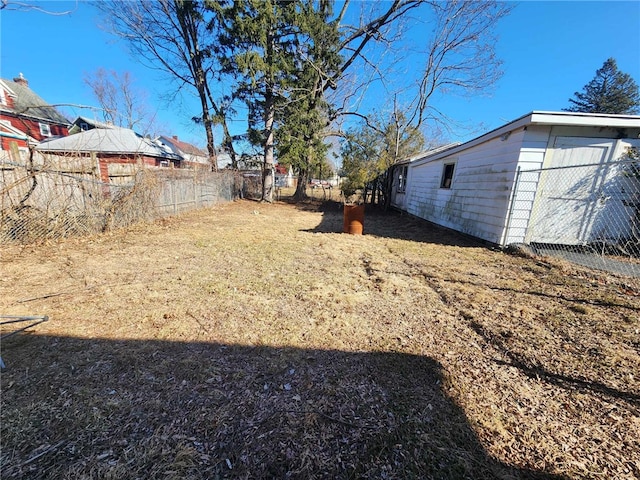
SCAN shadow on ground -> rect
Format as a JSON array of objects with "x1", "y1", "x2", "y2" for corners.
[
  {"x1": 291, "y1": 199, "x2": 485, "y2": 248},
  {"x1": 1, "y1": 334, "x2": 563, "y2": 479},
  {"x1": 469, "y1": 321, "x2": 640, "y2": 408}
]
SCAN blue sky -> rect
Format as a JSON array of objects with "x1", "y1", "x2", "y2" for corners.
[{"x1": 1, "y1": 1, "x2": 639, "y2": 150}]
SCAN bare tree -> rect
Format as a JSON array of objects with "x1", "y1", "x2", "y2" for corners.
[
  {"x1": 332, "y1": 1, "x2": 510, "y2": 130},
  {"x1": 0, "y1": 0, "x2": 77, "y2": 15},
  {"x1": 96, "y1": 0, "x2": 238, "y2": 170},
  {"x1": 83, "y1": 68, "x2": 157, "y2": 132},
  {"x1": 282, "y1": 0, "x2": 509, "y2": 199},
  {"x1": 407, "y1": 1, "x2": 510, "y2": 128}
]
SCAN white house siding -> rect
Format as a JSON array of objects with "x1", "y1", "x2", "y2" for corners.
[
  {"x1": 501, "y1": 126, "x2": 551, "y2": 244},
  {"x1": 395, "y1": 113, "x2": 640, "y2": 247},
  {"x1": 405, "y1": 128, "x2": 526, "y2": 244}
]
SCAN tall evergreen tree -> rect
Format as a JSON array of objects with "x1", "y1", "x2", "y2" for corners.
[
  {"x1": 565, "y1": 58, "x2": 640, "y2": 114},
  {"x1": 213, "y1": 0, "x2": 340, "y2": 201},
  {"x1": 276, "y1": 0, "x2": 342, "y2": 200},
  {"x1": 213, "y1": 0, "x2": 303, "y2": 201}
]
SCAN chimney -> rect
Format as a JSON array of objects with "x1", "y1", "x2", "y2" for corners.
[
  {"x1": 13, "y1": 73, "x2": 28, "y2": 87},
  {"x1": 172, "y1": 135, "x2": 178, "y2": 140}
]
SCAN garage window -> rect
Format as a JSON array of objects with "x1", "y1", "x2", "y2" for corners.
[
  {"x1": 397, "y1": 165, "x2": 408, "y2": 192},
  {"x1": 440, "y1": 162, "x2": 455, "y2": 189}
]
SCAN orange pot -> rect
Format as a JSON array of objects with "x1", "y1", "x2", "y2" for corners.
[{"x1": 343, "y1": 204, "x2": 365, "y2": 235}]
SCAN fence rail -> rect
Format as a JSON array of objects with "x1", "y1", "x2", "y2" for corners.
[
  {"x1": 506, "y1": 158, "x2": 640, "y2": 281},
  {"x1": 0, "y1": 151, "x2": 250, "y2": 244}
]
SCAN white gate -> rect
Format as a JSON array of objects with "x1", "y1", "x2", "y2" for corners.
[{"x1": 527, "y1": 137, "x2": 619, "y2": 245}]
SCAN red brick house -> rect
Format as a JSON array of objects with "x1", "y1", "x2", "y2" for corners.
[{"x1": 0, "y1": 74, "x2": 70, "y2": 144}]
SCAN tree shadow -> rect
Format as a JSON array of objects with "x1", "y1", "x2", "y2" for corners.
[
  {"x1": 417, "y1": 270, "x2": 640, "y2": 312},
  {"x1": 294, "y1": 199, "x2": 486, "y2": 248},
  {"x1": 468, "y1": 321, "x2": 640, "y2": 409},
  {"x1": 1, "y1": 334, "x2": 563, "y2": 479}
]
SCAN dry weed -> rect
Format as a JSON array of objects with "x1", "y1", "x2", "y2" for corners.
[{"x1": 1, "y1": 199, "x2": 638, "y2": 479}]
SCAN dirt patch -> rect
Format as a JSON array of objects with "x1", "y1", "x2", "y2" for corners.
[{"x1": 1, "y1": 199, "x2": 638, "y2": 479}]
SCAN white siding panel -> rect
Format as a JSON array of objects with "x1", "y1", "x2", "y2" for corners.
[
  {"x1": 500, "y1": 127, "x2": 550, "y2": 244},
  {"x1": 405, "y1": 132, "x2": 523, "y2": 244},
  {"x1": 550, "y1": 125, "x2": 640, "y2": 139},
  {"x1": 521, "y1": 125, "x2": 552, "y2": 144},
  {"x1": 399, "y1": 121, "x2": 640, "y2": 247}
]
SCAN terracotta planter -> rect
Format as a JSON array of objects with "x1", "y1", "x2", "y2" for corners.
[{"x1": 343, "y1": 204, "x2": 365, "y2": 235}]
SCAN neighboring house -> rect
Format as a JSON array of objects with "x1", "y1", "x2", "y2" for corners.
[
  {"x1": 389, "y1": 111, "x2": 640, "y2": 247},
  {"x1": 0, "y1": 120, "x2": 31, "y2": 156},
  {"x1": 36, "y1": 123, "x2": 183, "y2": 184},
  {"x1": 0, "y1": 74, "x2": 70, "y2": 142},
  {"x1": 215, "y1": 150, "x2": 234, "y2": 169},
  {"x1": 275, "y1": 163, "x2": 294, "y2": 187},
  {"x1": 67, "y1": 116, "x2": 115, "y2": 135},
  {"x1": 158, "y1": 135, "x2": 213, "y2": 170}
]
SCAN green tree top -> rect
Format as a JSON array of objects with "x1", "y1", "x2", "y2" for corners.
[
  {"x1": 565, "y1": 58, "x2": 640, "y2": 115},
  {"x1": 339, "y1": 111, "x2": 425, "y2": 197}
]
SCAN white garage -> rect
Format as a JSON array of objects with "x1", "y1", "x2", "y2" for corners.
[{"x1": 389, "y1": 111, "x2": 640, "y2": 248}]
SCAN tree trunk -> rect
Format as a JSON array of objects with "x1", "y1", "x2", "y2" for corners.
[
  {"x1": 221, "y1": 126, "x2": 237, "y2": 170},
  {"x1": 204, "y1": 80, "x2": 237, "y2": 169},
  {"x1": 294, "y1": 167, "x2": 309, "y2": 201},
  {"x1": 196, "y1": 68, "x2": 217, "y2": 171},
  {"x1": 293, "y1": 140, "x2": 313, "y2": 201},
  {"x1": 203, "y1": 113, "x2": 218, "y2": 172},
  {"x1": 262, "y1": 29, "x2": 275, "y2": 202},
  {"x1": 262, "y1": 94, "x2": 274, "y2": 202},
  {"x1": 173, "y1": 0, "x2": 217, "y2": 171}
]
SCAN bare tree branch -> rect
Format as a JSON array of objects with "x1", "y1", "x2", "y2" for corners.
[
  {"x1": 96, "y1": 0, "x2": 238, "y2": 169},
  {"x1": 1, "y1": 0, "x2": 77, "y2": 15}
]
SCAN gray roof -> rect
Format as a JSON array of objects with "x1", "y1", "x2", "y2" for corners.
[
  {"x1": 36, "y1": 126, "x2": 182, "y2": 160},
  {"x1": 0, "y1": 78, "x2": 70, "y2": 125},
  {"x1": 396, "y1": 143, "x2": 461, "y2": 165},
  {"x1": 68, "y1": 116, "x2": 117, "y2": 133}
]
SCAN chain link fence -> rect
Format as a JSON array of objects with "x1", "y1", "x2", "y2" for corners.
[
  {"x1": 1, "y1": 151, "x2": 244, "y2": 244},
  {"x1": 507, "y1": 157, "x2": 640, "y2": 281}
]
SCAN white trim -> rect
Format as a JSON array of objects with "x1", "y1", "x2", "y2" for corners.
[
  {"x1": 397, "y1": 165, "x2": 408, "y2": 193},
  {"x1": 440, "y1": 161, "x2": 456, "y2": 189},
  {"x1": 0, "y1": 79, "x2": 16, "y2": 97},
  {"x1": 409, "y1": 111, "x2": 640, "y2": 168},
  {"x1": 39, "y1": 122, "x2": 52, "y2": 137}
]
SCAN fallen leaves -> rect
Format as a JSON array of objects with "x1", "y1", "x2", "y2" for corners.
[{"x1": 1, "y1": 199, "x2": 638, "y2": 479}]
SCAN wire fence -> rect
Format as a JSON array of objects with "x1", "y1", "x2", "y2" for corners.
[
  {"x1": 507, "y1": 157, "x2": 640, "y2": 281},
  {"x1": 0, "y1": 151, "x2": 251, "y2": 244}
]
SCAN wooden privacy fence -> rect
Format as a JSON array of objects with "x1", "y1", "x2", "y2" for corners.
[{"x1": 0, "y1": 150, "x2": 242, "y2": 244}]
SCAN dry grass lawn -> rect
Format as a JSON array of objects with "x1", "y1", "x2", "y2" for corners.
[{"x1": 1, "y1": 198, "x2": 639, "y2": 479}]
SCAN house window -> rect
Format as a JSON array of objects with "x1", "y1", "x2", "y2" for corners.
[
  {"x1": 440, "y1": 162, "x2": 455, "y2": 189},
  {"x1": 397, "y1": 165, "x2": 408, "y2": 192},
  {"x1": 80, "y1": 122, "x2": 89, "y2": 131},
  {"x1": 39, "y1": 123, "x2": 52, "y2": 137}
]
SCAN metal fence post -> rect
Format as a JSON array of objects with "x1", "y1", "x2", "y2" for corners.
[{"x1": 502, "y1": 166, "x2": 522, "y2": 247}]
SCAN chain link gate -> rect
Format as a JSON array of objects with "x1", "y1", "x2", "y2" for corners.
[{"x1": 506, "y1": 157, "x2": 640, "y2": 283}]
